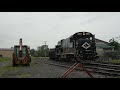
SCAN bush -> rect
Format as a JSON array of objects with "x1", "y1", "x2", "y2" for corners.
[{"x1": 103, "y1": 51, "x2": 120, "y2": 59}]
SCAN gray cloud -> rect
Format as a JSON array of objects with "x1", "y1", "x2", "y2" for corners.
[{"x1": 0, "y1": 12, "x2": 120, "y2": 49}]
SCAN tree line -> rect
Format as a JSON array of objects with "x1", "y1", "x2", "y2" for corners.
[
  {"x1": 109, "y1": 37, "x2": 120, "y2": 52},
  {"x1": 30, "y1": 45, "x2": 49, "y2": 57},
  {"x1": 104, "y1": 37, "x2": 120, "y2": 59}
]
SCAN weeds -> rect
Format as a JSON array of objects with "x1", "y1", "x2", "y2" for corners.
[{"x1": 0, "y1": 57, "x2": 11, "y2": 62}]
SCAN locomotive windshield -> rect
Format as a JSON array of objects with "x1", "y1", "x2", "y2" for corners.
[{"x1": 82, "y1": 36, "x2": 93, "y2": 41}]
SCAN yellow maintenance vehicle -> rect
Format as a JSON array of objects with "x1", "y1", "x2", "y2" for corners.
[{"x1": 12, "y1": 38, "x2": 31, "y2": 66}]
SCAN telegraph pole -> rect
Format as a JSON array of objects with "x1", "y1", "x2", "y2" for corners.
[{"x1": 44, "y1": 41, "x2": 47, "y2": 58}]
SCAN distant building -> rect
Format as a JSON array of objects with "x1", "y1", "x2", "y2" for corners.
[
  {"x1": 95, "y1": 38, "x2": 114, "y2": 56},
  {"x1": 0, "y1": 48, "x2": 14, "y2": 58}
]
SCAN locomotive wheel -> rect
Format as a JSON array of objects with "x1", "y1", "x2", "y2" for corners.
[
  {"x1": 57, "y1": 56, "x2": 61, "y2": 61},
  {"x1": 66, "y1": 58, "x2": 72, "y2": 62},
  {"x1": 75, "y1": 56, "x2": 83, "y2": 63}
]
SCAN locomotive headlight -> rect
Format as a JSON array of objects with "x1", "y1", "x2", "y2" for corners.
[{"x1": 83, "y1": 32, "x2": 85, "y2": 35}]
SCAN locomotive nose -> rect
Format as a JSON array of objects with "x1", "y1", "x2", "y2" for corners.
[
  {"x1": 81, "y1": 42, "x2": 91, "y2": 49},
  {"x1": 77, "y1": 39, "x2": 91, "y2": 49},
  {"x1": 75, "y1": 39, "x2": 97, "y2": 62}
]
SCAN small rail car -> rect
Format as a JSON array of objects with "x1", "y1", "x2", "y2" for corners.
[{"x1": 12, "y1": 38, "x2": 31, "y2": 66}]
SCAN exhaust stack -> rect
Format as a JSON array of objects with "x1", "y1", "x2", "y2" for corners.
[{"x1": 19, "y1": 38, "x2": 22, "y2": 51}]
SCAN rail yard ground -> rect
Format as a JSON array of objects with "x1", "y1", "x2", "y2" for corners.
[{"x1": 0, "y1": 57, "x2": 119, "y2": 78}]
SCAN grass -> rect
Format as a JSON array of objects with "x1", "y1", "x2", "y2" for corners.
[
  {"x1": 0, "y1": 57, "x2": 34, "y2": 78},
  {"x1": 0, "y1": 56, "x2": 49, "y2": 62},
  {"x1": 0, "y1": 65, "x2": 33, "y2": 78},
  {"x1": 104, "y1": 59, "x2": 120, "y2": 63},
  {"x1": 112, "y1": 76, "x2": 120, "y2": 78},
  {"x1": 31, "y1": 57, "x2": 41, "y2": 60},
  {"x1": 17, "y1": 73, "x2": 32, "y2": 78},
  {"x1": 0, "y1": 57, "x2": 11, "y2": 62},
  {"x1": 31, "y1": 56, "x2": 49, "y2": 60},
  {"x1": 0, "y1": 65, "x2": 21, "y2": 77},
  {"x1": 0, "y1": 56, "x2": 49, "y2": 78}
]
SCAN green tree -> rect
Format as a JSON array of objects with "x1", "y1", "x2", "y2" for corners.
[
  {"x1": 34, "y1": 51, "x2": 39, "y2": 57},
  {"x1": 37, "y1": 46, "x2": 41, "y2": 56},
  {"x1": 30, "y1": 49, "x2": 35, "y2": 56},
  {"x1": 30, "y1": 49, "x2": 39, "y2": 57},
  {"x1": 37, "y1": 45, "x2": 49, "y2": 57},
  {"x1": 109, "y1": 38, "x2": 120, "y2": 52}
]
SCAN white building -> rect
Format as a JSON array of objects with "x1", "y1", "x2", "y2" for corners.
[{"x1": 95, "y1": 38, "x2": 114, "y2": 56}]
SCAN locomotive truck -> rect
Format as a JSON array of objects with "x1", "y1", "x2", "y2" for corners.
[{"x1": 49, "y1": 32, "x2": 99, "y2": 62}]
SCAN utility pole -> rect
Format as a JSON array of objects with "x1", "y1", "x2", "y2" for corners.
[{"x1": 44, "y1": 41, "x2": 47, "y2": 58}]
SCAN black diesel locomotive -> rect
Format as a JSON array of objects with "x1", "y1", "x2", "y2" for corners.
[{"x1": 49, "y1": 32, "x2": 99, "y2": 62}]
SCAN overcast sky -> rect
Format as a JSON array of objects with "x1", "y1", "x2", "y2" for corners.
[{"x1": 0, "y1": 12, "x2": 120, "y2": 49}]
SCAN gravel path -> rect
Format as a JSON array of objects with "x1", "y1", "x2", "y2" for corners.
[{"x1": 0, "y1": 58, "x2": 113, "y2": 78}]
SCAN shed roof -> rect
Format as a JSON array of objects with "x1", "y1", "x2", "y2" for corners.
[
  {"x1": 96, "y1": 45, "x2": 114, "y2": 49},
  {"x1": 95, "y1": 38, "x2": 109, "y2": 44}
]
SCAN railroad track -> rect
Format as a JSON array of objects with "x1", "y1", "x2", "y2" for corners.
[
  {"x1": 83, "y1": 62, "x2": 120, "y2": 77},
  {"x1": 43, "y1": 60, "x2": 120, "y2": 77}
]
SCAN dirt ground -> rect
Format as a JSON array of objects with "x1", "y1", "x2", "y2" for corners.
[{"x1": 0, "y1": 58, "x2": 111, "y2": 78}]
